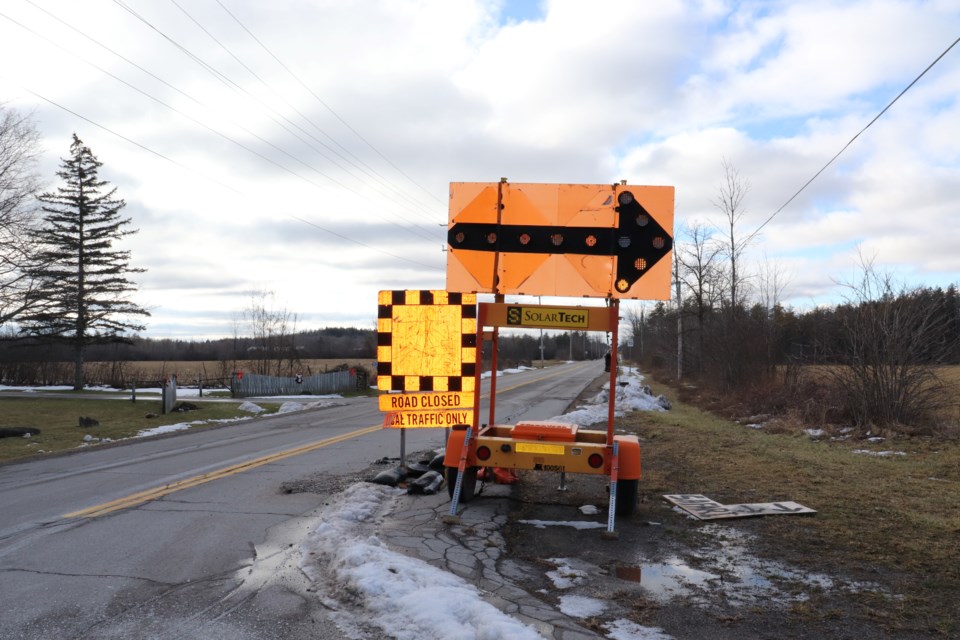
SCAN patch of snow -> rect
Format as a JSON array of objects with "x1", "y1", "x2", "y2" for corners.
[
  {"x1": 277, "y1": 401, "x2": 305, "y2": 413},
  {"x1": 578, "y1": 504, "x2": 599, "y2": 515},
  {"x1": 277, "y1": 396, "x2": 343, "y2": 413},
  {"x1": 238, "y1": 401, "x2": 265, "y2": 413},
  {"x1": 805, "y1": 429, "x2": 825, "y2": 438},
  {"x1": 558, "y1": 594, "x2": 606, "y2": 618},
  {"x1": 300, "y1": 482, "x2": 542, "y2": 639},
  {"x1": 136, "y1": 422, "x2": 191, "y2": 437},
  {"x1": 604, "y1": 619, "x2": 674, "y2": 640},
  {"x1": 853, "y1": 450, "x2": 906, "y2": 457},
  {"x1": 545, "y1": 557, "x2": 590, "y2": 589},
  {"x1": 550, "y1": 368, "x2": 667, "y2": 426},
  {"x1": 0, "y1": 385, "x2": 75, "y2": 392},
  {"x1": 518, "y1": 519, "x2": 606, "y2": 530},
  {"x1": 256, "y1": 394, "x2": 344, "y2": 400}
]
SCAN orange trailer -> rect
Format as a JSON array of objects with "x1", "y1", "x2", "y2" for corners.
[
  {"x1": 442, "y1": 299, "x2": 642, "y2": 516},
  {"x1": 442, "y1": 180, "x2": 674, "y2": 519}
]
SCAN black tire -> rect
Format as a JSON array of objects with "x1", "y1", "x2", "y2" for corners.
[
  {"x1": 615, "y1": 478, "x2": 638, "y2": 517},
  {"x1": 445, "y1": 466, "x2": 478, "y2": 503}
]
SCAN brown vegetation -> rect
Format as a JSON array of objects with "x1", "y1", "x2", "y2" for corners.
[{"x1": 625, "y1": 379, "x2": 960, "y2": 636}]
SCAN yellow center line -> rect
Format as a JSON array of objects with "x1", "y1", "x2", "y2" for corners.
[
  {"x1": 64, "y1": 424, "x2": 383, "y2": 519},
  {"x1": 65, "y1": 363, "x2": 594, "y2": 519},
  {"x1": 495, "y1": 361, "x2": 594, "y2": 394}
]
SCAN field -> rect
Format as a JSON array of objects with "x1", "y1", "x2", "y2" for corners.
[
  {"x1": 14, "y1": 359, "x2": 379, "y2": 388},
  {"x1": 626, "y1": 377, "x2": 960, "y2": 636},
  {"x1": 0, "y1": 396, "x2": 287, "y2": 463},
  {"x1": 0, "y1": 358, "x2": 379, "y2": 463}
]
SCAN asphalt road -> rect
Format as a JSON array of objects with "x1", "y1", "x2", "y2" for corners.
[{"x1": 0, "y1": 360, "x2": 605, "y2": 639}]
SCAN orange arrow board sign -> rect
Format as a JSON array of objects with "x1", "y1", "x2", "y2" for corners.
[{"x1": 446, "y1": 181, "x2": 674, "y2": 300}]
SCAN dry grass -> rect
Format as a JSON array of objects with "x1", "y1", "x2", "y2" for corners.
[
  {"x1": 674, "y1": 363, "x2": 960, "y2": 437},
  {"x1": 626, "y1": 377, "x2": 960, "y2": 635},
  {"x1": 0, "y1": 397, "x2": 281, "y2": 463}
]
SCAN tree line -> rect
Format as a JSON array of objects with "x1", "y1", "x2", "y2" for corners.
[{"x1": 626, "y1": 163, "x2": 959, "y2": 431}]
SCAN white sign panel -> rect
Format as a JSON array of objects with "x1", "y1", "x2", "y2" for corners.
[{"x1": 663, "y1": 494, "x2": 816, "y2": 520}]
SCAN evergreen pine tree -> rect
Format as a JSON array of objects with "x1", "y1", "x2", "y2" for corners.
[{"x1": 20, "y1": 134, "x2": 149, "y2": 389}]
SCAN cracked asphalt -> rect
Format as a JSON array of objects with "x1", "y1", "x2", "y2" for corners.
[{"x1": 377, "y1": 482, "x2": 604, "y2": 639}]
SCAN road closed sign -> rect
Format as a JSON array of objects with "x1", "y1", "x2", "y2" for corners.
[
  {"x1": 378, "y1": 391, "x2": 473, "y2": 413},
  {"x1": 383, "y1": 409, "x2": 472, "y2": 429}
]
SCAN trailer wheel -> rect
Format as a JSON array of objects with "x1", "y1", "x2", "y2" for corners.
[
  {"x1": 615, "y1": 478, "x2": 638, "y2": 516},
  {"x1": 446, "y1": 466, "x2": 478, "y2": 503}
]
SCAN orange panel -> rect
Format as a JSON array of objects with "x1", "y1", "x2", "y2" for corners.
[
  {"x1": 500, "y1": 183, "x2": 555, "y2": 226},
  {"x1": 448, "y1": 183, "x2": 500, "y2": 224},
  {"x1": 511, "y1": 421, "x2": 579, "y2": 442},
  {"x1": 447, "y1": 181, "x2": 674, "y2": 301}
]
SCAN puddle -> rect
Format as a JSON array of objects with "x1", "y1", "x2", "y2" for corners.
[
  {"x1": 615, "y1": 524, "x2": 873, "y2": 606},
  {"x1": 614, "y1": 557, "x2": 721, "y2": 602}
]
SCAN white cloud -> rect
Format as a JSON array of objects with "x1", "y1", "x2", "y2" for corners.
[{"x1": 1, "y1": 0, "x2": 957, "y2": 336}]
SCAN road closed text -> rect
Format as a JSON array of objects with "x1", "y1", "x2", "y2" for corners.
[
  {"x1": 378, "y1": 391, "x2": 473, "y2": 412},
  {"x1": 384, "y1": 410, "x2": 472, "y2": 429}
]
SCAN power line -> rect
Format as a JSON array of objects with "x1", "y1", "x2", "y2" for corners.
[
  {"x1": 10, "y1": 2, "x2": 441, "y2": 244},
  {"x1": 5, "y1": 81, "x2": 440, "y2": 271},
  {"x1": 109, "y1": 0, "x2": 443, "y2": 241},
  {"x1": 214, "y1": 0, "x2": 447, "y2": 209},
  {"x1": 0, "y1": 12, "x2": 346, "y2": 197},
  {"x1": 6, "y1": 82, "x2": 239, "y2": 195},
  {"x1": 745, "y1": 35, "x2": 960, "y2": 245},
  {"x1": 173, "y1": 0, "x2": 443, "y2": 222}
]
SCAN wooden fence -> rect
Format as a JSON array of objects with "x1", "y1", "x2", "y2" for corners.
[{"x1": 230, "y1": 369, "x2": 362, "y2": 397}]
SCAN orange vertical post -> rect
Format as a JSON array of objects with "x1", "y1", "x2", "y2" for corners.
[
  {"x1": 607, "y1": 298, "x2": 620, "y2": 445},
  {"x1": 472, "y1": 304, "x2": 485, "y2": 431}
]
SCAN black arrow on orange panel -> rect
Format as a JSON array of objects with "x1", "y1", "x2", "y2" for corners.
[{"x1": 447, "y1": 190, "x2": 672, "y2": 293}]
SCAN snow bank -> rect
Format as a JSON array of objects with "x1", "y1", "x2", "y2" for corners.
[
  {"x1": 550, "y1": 367, "x2": 669, "y2": 426},
  {"x1": 301, "y1": 482, "x2": 543, "y2": 640},
  {"x1": 136, "y1": 422, "x2": 192, "y2": 437}
]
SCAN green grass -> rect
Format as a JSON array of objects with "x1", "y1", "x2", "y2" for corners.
[
  {"x1": 0, "y1": 396, "x2": 280, "y2": 463},
  {"x1": 623, "y1": 381, "x2": 960, "y2": 635}
]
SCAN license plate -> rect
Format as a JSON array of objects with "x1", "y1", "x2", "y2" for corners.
[{"x1": 515, "y1": 442, "x2": 565, "y2": 455}]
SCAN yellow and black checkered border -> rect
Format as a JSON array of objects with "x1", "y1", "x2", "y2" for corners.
[{"x1": 376, "y1": 290, "x2": 477, "y2": 392}]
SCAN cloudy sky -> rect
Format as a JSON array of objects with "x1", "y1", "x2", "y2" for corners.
[{"x1": 1, "y1": 0, "x2": 958, "y2": 339}]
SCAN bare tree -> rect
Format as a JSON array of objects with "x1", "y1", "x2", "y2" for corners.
[
  {"x1": 243, "y1": 290, "x2": 300, "y2": 376},
  {"x1": 705, "y1": 160, "x2": 761, "y2": 389},
  {"x1": 622, "y1": 303, "x2": 644, "y2": 362},
  {"x1": 712, "y1": 159, "x2": 751, "y2": 310},
  {"x1": 757, "y1": 254, "x2": 789, "y2": 314},
  {"x1": 0, "y1": 106, "x2": 42, "y2": 327},
  {"x1": 832, "y1": 252, "x2": 953, "y2": 429},
  {"x1": 677, "y1": 221, "x2": 722, "y2": 375},
  {"x1": 758, "y1": 254, "x2": 791, "y2": 376},
  {"x1": 673, "y1": 245, "x2": 683, "y2": 380}
]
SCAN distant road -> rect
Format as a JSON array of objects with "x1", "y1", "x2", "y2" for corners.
[{"x1": 0, "y1": 361, "x2": 604, "y2": 639}]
